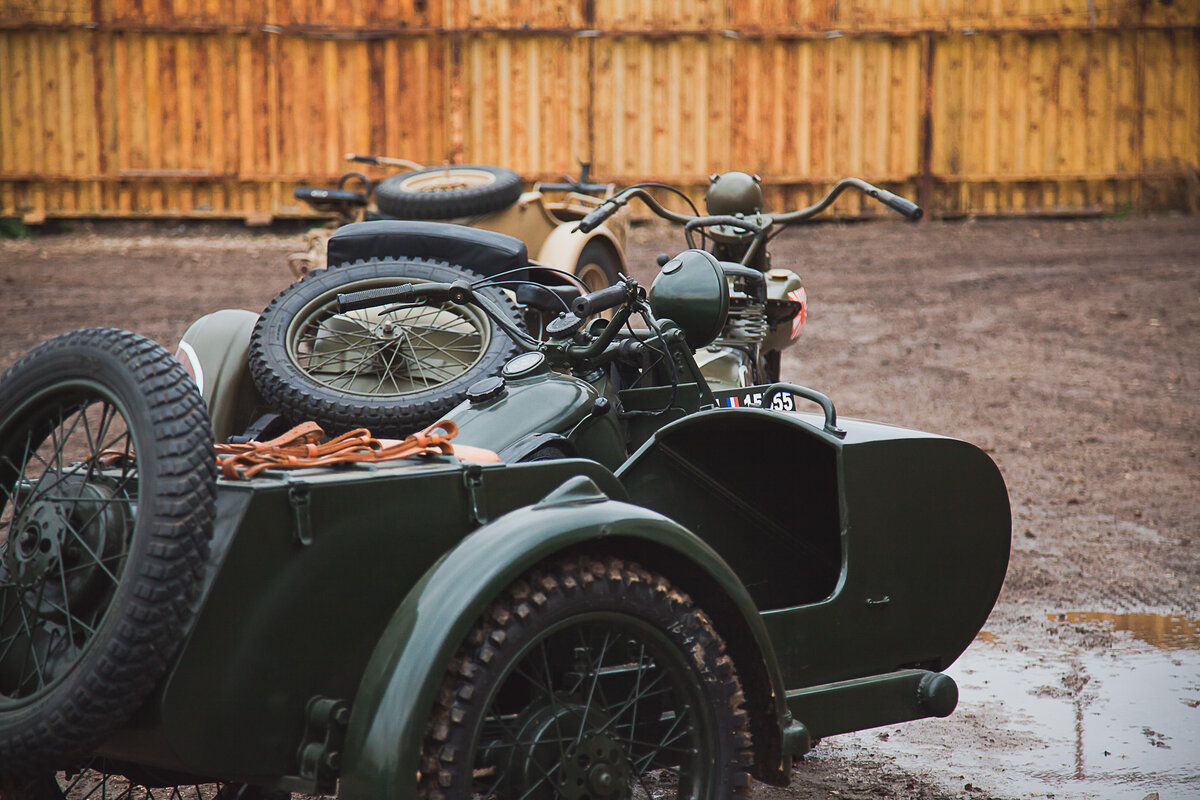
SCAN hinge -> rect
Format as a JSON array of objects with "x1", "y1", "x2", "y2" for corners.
[
  {"x1": 289, "y1": 481, "x2": 313, "y2": 546},
  {"x1": 296, "y1": 696, "x2": 350, "y2": 792},
  {"x1": 463, "y1": 463, "x2": 488, "y2": 525}
]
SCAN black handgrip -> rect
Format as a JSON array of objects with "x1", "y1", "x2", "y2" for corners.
[
  {"x1": 870, "y1": 188, "x2": 923, "y2": 221},
  {"x1": 571, "y1": 283, "x2": 631, "y2": 317},
  {"x1": 294, "y1": 187, "x2": 368, "y2": 205},
  {"x1": 576, "y1": 202, "x2": 618, "y2": 233},
  {"x1": 337, "y1": 284, "x2": 417, "y2": 312}
]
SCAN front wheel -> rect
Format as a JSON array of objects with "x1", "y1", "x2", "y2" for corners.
[
  {"x1": 419, "y1": 556, "x2": 752, "y2": 799},
  {"x1": 573, "y1": 240, "x2": 622, "y2": 294}
]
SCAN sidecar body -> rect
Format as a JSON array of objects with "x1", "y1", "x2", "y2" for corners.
[
  {"x1": 0, "y1": 329, "x2": 1009, "y2": 798},
  {"x1": 83, "y1": 401, "x2": 1005, "y2": 794}
]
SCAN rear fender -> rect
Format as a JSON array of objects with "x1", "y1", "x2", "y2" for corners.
[
  {"x1": 338, "y1": 476, "x2": 789, "y2": 800},
  {"x1": 176, "y1": 309, "x2": 262, "y2": 442}
]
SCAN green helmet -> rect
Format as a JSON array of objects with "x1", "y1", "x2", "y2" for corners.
[{"x1": 705, "y1": 171, "x2": 764, "y2": 215}]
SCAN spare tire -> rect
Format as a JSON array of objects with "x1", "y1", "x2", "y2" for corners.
[
  {"x1": 374, "y1": 165, "x2": 522, "y2": 219},
  {"x1": 0, "y1": 329, "x2": 217, "y2": 777},
  {"x1": 248, "y1": 258, "x2": 525, "y2": 437}
]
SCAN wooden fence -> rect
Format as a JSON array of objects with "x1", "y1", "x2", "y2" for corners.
[{"x1": 1, "y1": 0, "x2": 1197, "y2": 222}]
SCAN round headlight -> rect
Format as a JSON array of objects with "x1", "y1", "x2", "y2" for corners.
[{"x1": 648, "y1": 249, "x2": 730, "y2": 350}]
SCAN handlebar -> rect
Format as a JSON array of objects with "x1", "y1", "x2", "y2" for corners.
[
  {"x1": 771, "y1": 177, "x2": 923, "y2": 223},
  {"x1": 577, "y1": 203, "x2": 618, "y2": 234},
  {"x1": 336, "y1": 281, "x2": 468, "y2": 312},
  {"x1": 870, "y1": 187, "x2": 923, "y2": 220}
]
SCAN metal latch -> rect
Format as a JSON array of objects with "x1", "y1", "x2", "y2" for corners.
[
  {"x1": 463, "y1": 463, "x2": 488, "y2": 525},
  {"x1": 289, "y1": 481, "x2": 313, "y2": 546},
  {"x1": 296, "y1": 696, "x2": 350, "y2": 792}
]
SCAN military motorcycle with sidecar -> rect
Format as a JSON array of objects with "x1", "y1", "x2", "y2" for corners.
[{"x1": 0, "y1": 181, "x2": 1009, "y2": 800}]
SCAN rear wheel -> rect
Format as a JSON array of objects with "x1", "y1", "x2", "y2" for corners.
[
  {"x1": 0, "y1": 329, "x2": 216, "y2": 776},
  {"x1": 419, "y1": 556, "x2": 752, "y2": 799}
]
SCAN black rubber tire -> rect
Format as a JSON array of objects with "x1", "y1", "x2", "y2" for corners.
[
  {"x1": 419, "y1": 555, "x2": 753, "y2": 800},
  {"x1": 573, "y1": 239, "x2": 623, "y2": 293},
  {"x1": 0, "y1": 329, "x2": 216, "y2": 778},
  {"x1": 249, "y1": 258, "x2": 525, "y2": 437},
  {"x1": 375, "y1": 165, "x2": 522, "y2": 220}
]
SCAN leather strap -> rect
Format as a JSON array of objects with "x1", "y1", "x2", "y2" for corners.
[{"x1": 214, "y1": 419, "x2": 497, "y2": 479}]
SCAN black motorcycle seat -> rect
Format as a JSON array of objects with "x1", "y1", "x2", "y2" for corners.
[{"x1": 327, "y1": 220, "x2": 529, "y2": 279}]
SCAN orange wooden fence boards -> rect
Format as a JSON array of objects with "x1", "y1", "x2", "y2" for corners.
[{"x1": 0, "y1": 2, "x2": 1197, "y2": 221}]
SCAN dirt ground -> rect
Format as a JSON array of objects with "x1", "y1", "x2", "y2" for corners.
[{"x1": 1, "y1": 214, "x2": 1198, "y2": 799}]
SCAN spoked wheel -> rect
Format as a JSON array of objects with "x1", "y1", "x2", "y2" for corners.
[
  {"x1": 420, "y1": 557, "x2": 752, "y2": 800},
  {"x1": 0, "y1": 760, "x2": 288, "y2": 800},
  {"x1": 0, "y1": 329, "x2": 216, "y2": 776},
  {"x1": 249, "y1": 259, "x2": 524, "y2": 436}
]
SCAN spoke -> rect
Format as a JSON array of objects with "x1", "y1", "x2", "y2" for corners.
[
  {"x1": 632, "y1": 709, "x2": 693, "y2": 775},
  {"x1": 55, "y1": 553, "x2": 79, "y2": 645},
  {"x1": 0, "y1": 594, "x2": 29, "y2": 664},
  {"x1": 590, "y1": 675, "x2": 673, "y2": 739},
  {"x1": 61, "y1": 552, "x2": 128, "y2": 575},
  {"x1": 61, "y1": 520, "x2": 122, "y2": 587},
  {"x1": 400, "y1": 328, "x2": 436, "y2": 387},
  {"x1": 478, "y1": 710, "x2": 568, "y2": 799},
  {"x1": 576, "y1": 628, "x2": 616, "y2": 743},
  {"x1": 13, "y1": 584, "x2": 48, "y2": 693},
  {"x1": 369, "y1": 333, "x2": 410, "y2": 394},
  {"x1": 628, "y1": 639, "x2": 648, "y2": 750}
]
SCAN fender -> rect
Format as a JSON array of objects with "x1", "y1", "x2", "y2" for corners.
[
  {"x1": 536, "y1": 220, "x2": 626, "y2": 276},
  {"x1": 176, "y1": 309, "x2": 262, "y2": 442},
  {"x1": 337, "y1": 476, "x2": 788, "y2": 800}
]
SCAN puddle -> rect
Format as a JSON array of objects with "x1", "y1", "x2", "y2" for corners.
[
  {"x1": 812, "y1": 609, "x2": 1200, "y2": 799},
  {"x1": 1050, "y1": 611, "x2": 1200, "y2": 650}
]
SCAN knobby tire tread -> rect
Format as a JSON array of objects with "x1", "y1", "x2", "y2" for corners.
[
  {"x1": 0, "y1": 329, "x2": 217, "y2": 778},
  {"x1": 417, "y1": 555, "x2": 753, "y2": 800}
]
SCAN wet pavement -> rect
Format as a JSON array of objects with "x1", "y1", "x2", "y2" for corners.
[{"x1": 807, "y1": 608, "x2": 1200, "y2": 799}]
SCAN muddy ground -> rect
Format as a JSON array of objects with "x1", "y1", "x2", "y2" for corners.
[{"x1": 1, "y1": 214, "x2": 1198, "y2": 799}]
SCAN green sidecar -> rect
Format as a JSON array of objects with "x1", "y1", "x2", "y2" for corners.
[{"x1": 0, "y1": 204, "x2": 1009, "y2": 800}]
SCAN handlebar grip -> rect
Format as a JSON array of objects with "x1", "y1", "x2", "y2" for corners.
[
  {"x1": 294, "y1": 187, "x2": 369, "y2": 205},
  {"x1": 872, "y1": 188, "x2": 923, "y2": 221},
  {"x1": 571, "y1": 283, "x2": 632, "y2": 317},
  {"x1": 345, "y1": 153, "x2": 381, "y2": 165},
  {"x1": 577, "y1": 203, "x2": 618, "y2": 233},
  {"x1": 337, "y1": 284, "x2": 417, "y2": 312}
]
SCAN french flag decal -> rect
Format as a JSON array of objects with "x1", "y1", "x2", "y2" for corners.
[{"x1": 789, "y1": 287, "x2": 808, "y2": 339}]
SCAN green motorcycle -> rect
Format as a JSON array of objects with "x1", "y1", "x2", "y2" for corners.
[{"x1": 0, "y1": 182, "x2": 1007, "y2": 800}]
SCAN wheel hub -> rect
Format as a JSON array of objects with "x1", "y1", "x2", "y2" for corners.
[
  {"x1": 562, "y1": 734, "x2": 632, "y2": 800},
  {"x1": 5, "y1": 477, "x2": 129, "y2": 615},
  {"x1": 495, "y1": 698, "x2": 632, "y2": 800},
  {"x1": 369, "y1": 320, "x2": 415, "y2": 376}
]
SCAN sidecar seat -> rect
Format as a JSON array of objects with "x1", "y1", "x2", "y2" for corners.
[{"x1": 327, "y1": 220, "x2": 529, "y2": 281}]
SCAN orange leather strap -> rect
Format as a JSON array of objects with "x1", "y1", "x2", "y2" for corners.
[{"x1": 213, "y1": 420, "x2": 496, "y2": 480}]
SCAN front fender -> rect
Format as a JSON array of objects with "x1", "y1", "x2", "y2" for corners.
[
  {"x1": 536, "y1": 221, "x2": 626, "y2": 276},
  {"x1": 338, "y1": 476, "x2": 786, "y2": 800}
]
